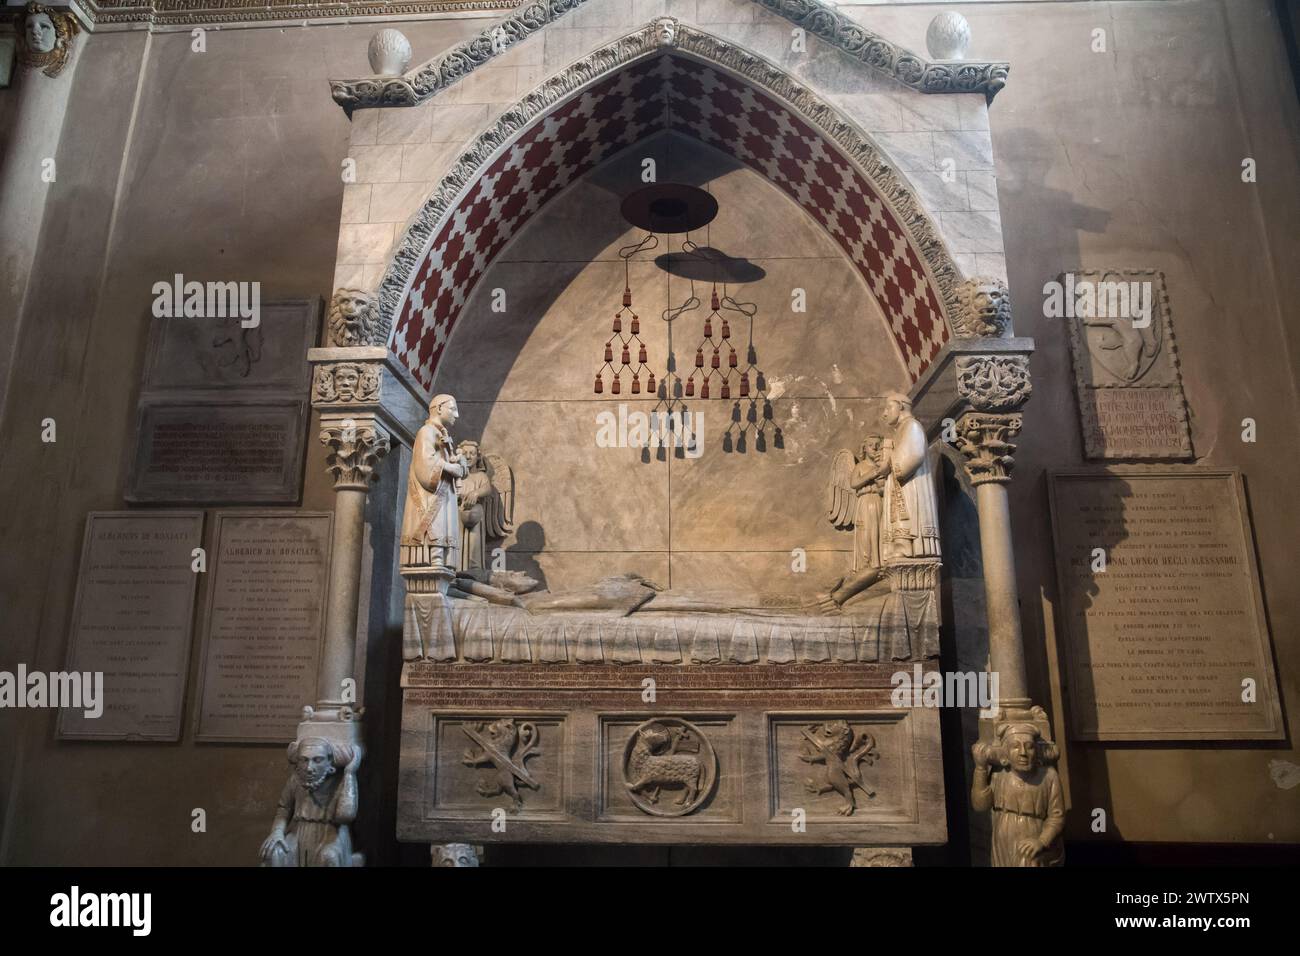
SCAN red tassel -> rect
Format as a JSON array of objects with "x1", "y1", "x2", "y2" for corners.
[
  {"x1": 701, "y1": 379, "x2": 710, "y2": 399},
  {"x1": 631, "y1": 373, "x2": 641, "y2": 394},
  {"x1": 611, "y1": 376, "x2": 621, "y2": 395},
  {"x1": 594, "y1": 374, "x2": 604, "y2": 394},
  {"x1": 622, "y1": 288, "x2": 632, "y2": 307},
  {"x1": 638, "y1": 344, "x2": 647, "y2": 364},
  {"x1": 685, "y1": 378, "x2": 695, "y2": 397},
  {"x1": 612, "y1": 315, "x2": 622, "y2": 334},
  {"x1": 721, "y1": 320, "x2": 730, "y2": 339},
  {"x1": 646, "y1": 372, "x2": 656, "y2": 393},
  {"x1": 711, "y1": 289, "x2": 720, "y2": 311},
  {"x1": 704, "y1": 318, "x2": 713, "y2": 339},
  {"x1": 630, "y1": 314, "x2": 639, "y2": 335},
  {"x1": 605, "y1": 343, "x2": 614, "y2": 363},
  {"x1": 728, "y1": 348, "x2": 737, "y2": 368},
  {"x1": 720, "y1": 381, "x2": 731, "y2": 400},
  {"x1": 621, "y1": 345, "x2": 631, "y2": 365},
  {"x1": 739, "y1": 372, "x2": 750, "y2": 397},
  {"x1": 695, "y1": 348, "x2": 704, "y2": 369},
  {"x1": 711, "y1": 349, "x2": 720, "y2": 370}
]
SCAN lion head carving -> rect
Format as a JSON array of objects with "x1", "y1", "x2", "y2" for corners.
[{"x1": 327, "y1": 289, "x2": 380, "y2": 347}]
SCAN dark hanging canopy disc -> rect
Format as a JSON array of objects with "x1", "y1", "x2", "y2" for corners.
[{"x1": 620, "y1": 183, "x2": 718, "y2": 234}]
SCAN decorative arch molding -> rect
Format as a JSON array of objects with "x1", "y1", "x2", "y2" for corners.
[
  {"x1": 379, "y1": 20, "x2": 972, "y2": 391},
  {"x1": 329, "y1": 0, "x2": 1009, "y2": 111}
]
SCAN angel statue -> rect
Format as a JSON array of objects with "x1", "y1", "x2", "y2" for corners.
[
  {"x1": 455, "y1": 440, "x2": 514, "y2": 579},
  {"x1": 820, "y1": 434, "x2": 891, "y2": 610}
]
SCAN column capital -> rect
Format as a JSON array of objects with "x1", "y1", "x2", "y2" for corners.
[
  {"x1": 955, "y1": 412, "x2": 1022, "y2": 485},
  {"x1": 319, "y1": 414, "x2": 391, "y2": 491}
]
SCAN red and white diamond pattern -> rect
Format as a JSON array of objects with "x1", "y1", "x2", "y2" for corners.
[{"x1": 390, "y1": 54, "x2": 949, "y2": 389}]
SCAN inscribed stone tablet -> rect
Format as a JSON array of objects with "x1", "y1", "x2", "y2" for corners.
[
  {"x1": 1048, "y1": 469, "x2": 1281, "y2": 740},
  {"x1": 58, "y1": 511, "x2": 204, "y2": 741},
  {"x1": 195, "y1": 511, "x2": 332, "y2": 742}
]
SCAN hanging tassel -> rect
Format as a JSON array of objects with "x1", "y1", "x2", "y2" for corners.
[
  {"x1": 721, "y1": 319, "x2": 730, "y2": 339},
  {"x1": 611, "y1": 376, "x2": 621, "y2": 395},
  {"x1": 612, "y1": 314, "x2": 622, "y2": 334},
  {"x1": 720, "y1": 381, "x2": 730, "y2": 400},
  {"x1": 631, "y1": 373, "x2": 640, "y2": 394},
  {"x1": 594, "y1": 373, "x2": 603, "y2": 394},
  {"x1": 630, "y1": 314, "x2": 639, "y2": 335},
  {"x1": 739, "y1": 372, "x2": 749, "y2": 397},
  {"x1": 711, "y1": 349, "x2": 720, "y2": 370},
  {"x1": 704, "y1": 317, "x2": 713, "y2": 339},
  {"x1": 604, "y1": 342, "x2": 613, "y2": 363},
  {"x1": 622, "y1": 288, "x2": 632, "y2": 307},
  {"x1": 700, "y1": 379, "x2": 710, "y2": 399},
  {"x1": 695, "y1": 348, "x2": 704, "y2": 369},
  {"x1": 728, "y1": 348, "x2": 737, "y2": 368},
  {"x1": 621, "y1": 344, "x2": 630, "y2": 365},
  {"x1": 685, "y1": 377, "x2": 695, "y2": 397},
  {"x1": 646, "y1": 371, "x2": 656, "y2": 393}
]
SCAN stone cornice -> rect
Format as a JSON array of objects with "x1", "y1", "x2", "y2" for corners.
[
  {"x1": 68, "y1": 0, "x2": 511, "y2": 30},
  {"x1": 329, "y1": 0, "x2": 1009, "y2": 111}
]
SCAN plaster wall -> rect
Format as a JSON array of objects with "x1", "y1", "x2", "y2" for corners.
[{"x1": 0, "y1": 0, "x2": 1296, "y2": 864}]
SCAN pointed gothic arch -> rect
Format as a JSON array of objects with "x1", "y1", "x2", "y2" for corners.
[{"x1": 373, "y1": 20, "x2": 974, "y2": 393}]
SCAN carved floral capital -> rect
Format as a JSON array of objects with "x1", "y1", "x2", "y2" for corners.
[
  {"x1": 955, "y1": 355, "x2": 1031, "y2": 413},
  {"x1": 320, "y1": 417, "x2": 391, "y2": 490},
  {"x1": 954, "y1": 412, "x2": 1022, "y2": 485}
]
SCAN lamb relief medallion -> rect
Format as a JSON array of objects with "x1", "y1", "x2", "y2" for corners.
[{"x1": 623, "y1": 718, "x2": 717, "y2": 817}]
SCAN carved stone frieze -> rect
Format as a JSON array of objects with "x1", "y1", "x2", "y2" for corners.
[
  {"x1": 954, "y1": 412, "x2": 1022, "y2": 485},
  {"x1": 319, "y1": 416, "x2": 391, "y2": 490},
  {"x1": 955, "y1": 355, "x2": 1031, "y2": 413},
  {"x1": 365, "y1": 20, "x2": 973, "y2": 371},
  {"x1": 313, "y1": 362, "x2": 382, "y2": 404},
  {"x1": 71, "y1": 0, "x2": 517, "y2": 28},
  {"x1": 850, "y1": 847, "x2": 913, "y2": 867},
  {"x1": 952, "y1": 276, "x2": 1012, "y2": 338},
  {"x1": 623, "y1": 717, "x2": 716, "y2": 817}
]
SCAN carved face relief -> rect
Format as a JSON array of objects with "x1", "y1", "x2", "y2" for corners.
[
  {"x1": 1006, "y1": 732, "x2": 1037, "y2": 772},
  {"x1": 327, "y1": 289, "x2": 379, "y2": 347},
  {"x1": 655, "y1": 18, "x2": 676, "y2": 46},
  {"x1": 457, "y1": 440, "x2": 481, "y2": 469},
  {"x1": 860, "y1": 435, "x2": 883, "y2": 461},
  {"x1": 26, "y1": 11, "x2": 55, "y2": 52},
  {"x1": 18, "y1": 3, "x2": 79, "y2": 77},
  {"x1": 433, "y1": 844, "x2": 480, "y2": 867},
  {"x1": 955, "y1": 277, "x2": 1011, "y2": 337},
  {"x1": 880, "y1": 400, "x2": 903, "y2": 428},
  {"x1": 333, "y1": 364, "x2": 361, "y2": 401},
  {"x1": 296, "y1": 741, "x2": 334, "y2": 791}
]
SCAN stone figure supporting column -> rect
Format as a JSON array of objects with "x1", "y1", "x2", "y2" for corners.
[
  {"x1": 950, "y1": 353, "x2": 1066, "y2": 866},
  {"x1": 259, "y1": 289, "x2": 425, "y2": 866}
]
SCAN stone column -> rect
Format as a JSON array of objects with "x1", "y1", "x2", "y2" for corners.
[
  {"x1": 315, "y1": 415, "x2": 391, "y2": 717},
  {"x1": 954, "y1": 410, "x2": 1029, "y2": 712},
  {"x1": 257, "y1": 290, "x2": 426, "y2": 867}
]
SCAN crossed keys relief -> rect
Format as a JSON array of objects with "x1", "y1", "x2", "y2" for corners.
[
  {"x1": 461, "y1": 718, "x2": 540, "y2": 810},
  {"x1": 799, "y1": 721, "x2": 879, "y2": 816}
]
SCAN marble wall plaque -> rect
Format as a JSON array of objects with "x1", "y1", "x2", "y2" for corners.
[
  {"x1": 1048, "y1": 469, "x2": 1282, "y2": 740},
  {"x1": 194, "y1": 511, "x2": 333, "y2": 742},
  {"x1": 58, "y1": 511, "x2": 204, "y2": 741},
  {"x1": 126, "y1": 400, "x2": 308, "y2": 503},
  {"x1": 127, "y1": 299, "x2": 318, "y2": 503},
  {"x1": 1063, "y1": 270, "x2": 1193, "y2": 460}
]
